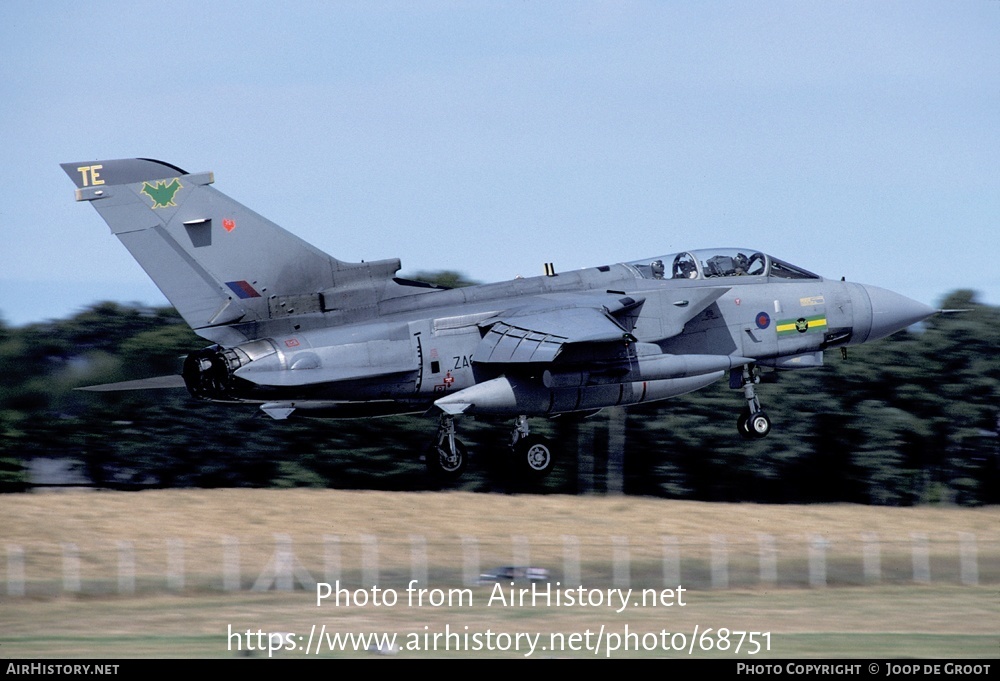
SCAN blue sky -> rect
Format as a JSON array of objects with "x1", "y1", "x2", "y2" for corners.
[{"x1": 2, "y1": 1, "x2": 998, "y2": 326}]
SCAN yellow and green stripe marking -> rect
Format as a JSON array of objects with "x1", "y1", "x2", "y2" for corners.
[{"x1": 776, "y1": 315, "x2": 827, "y2": 336}]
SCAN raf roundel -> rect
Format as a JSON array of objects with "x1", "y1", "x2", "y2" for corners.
[{"x1": 755, "y1": 312, "x2": 771, "y2": 330}]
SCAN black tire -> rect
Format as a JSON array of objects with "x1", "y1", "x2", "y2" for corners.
[
  {"x1": 515, "y1": 435, "x2": 555, "y2": 478},
  {"x1": 737, "y1": 409, "x2": 753, "y2": 439},
  {"x1": 426, "y1": 439, "x2": 467, "y2": 479},
  {"x1": 748, "y1": 411, "x2": 772, "y2": 438}
]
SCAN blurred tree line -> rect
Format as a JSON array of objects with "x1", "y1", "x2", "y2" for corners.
[{"x1": 0, "y1": 285, "x2": 996, "y2": 505}]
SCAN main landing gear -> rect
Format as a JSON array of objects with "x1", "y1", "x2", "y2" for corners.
[
  {"x1": 425, "y1": 413, "x2": 556, "y2": 480},
  {"x1": 510, "y1": 415, "x2": 555, "y2": 478},
  {"x1": 734, "y1": 365, "x2": 772, "y2": 439},
  {"x1": 425, "y1": 413, "x2": 467, "y2": 479}
]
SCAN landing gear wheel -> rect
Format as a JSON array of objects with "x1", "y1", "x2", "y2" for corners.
[
  {"x1": 735, "y1": 364, "x2": 771, "y2": 439},
  {"x1": 515, "y1": 435, "x2": 555, "y2": 478},
  {"x1": 737, "y1": 409, "x2": 752, "y2": 439},
  {"x1": 748, "y1": 412, "x2": 771, "y2": 438},
  {"x1": 737, "y1": 408, "x2": 771, "y2": 439},
  {"x1": 426, "y1": 439, "x2": 467, "y2": 479}
]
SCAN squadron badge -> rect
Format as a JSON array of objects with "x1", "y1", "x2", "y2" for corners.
[{"x1": 141, "y1": 179, "x2": 182, "y2": 208}]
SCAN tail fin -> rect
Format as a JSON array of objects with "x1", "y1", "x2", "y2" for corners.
[{"x1": 62, "y1": 159, "x2": 402, "y2": 343}]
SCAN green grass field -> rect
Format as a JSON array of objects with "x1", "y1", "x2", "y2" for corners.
[
  {"x1": 2, "y1": 586, "x2": 996, "y2": 658},
  {"x1": 1, "y1": 490, "x2": 997, "y2": 658}
]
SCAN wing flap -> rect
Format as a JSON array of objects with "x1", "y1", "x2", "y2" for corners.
[{"x1": 475, "y1": 305, "x2": 634, "y2": 365}]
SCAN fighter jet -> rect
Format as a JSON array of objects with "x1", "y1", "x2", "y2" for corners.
[{"x1": 62, "y1": 158, "x2": 937, "y2": 480}]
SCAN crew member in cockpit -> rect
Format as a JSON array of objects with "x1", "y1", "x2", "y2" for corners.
[
  {"x1": 672, "y1": 253, "x2": 698, "y2": 279},
  {"x1": 733, "y1": 252, "x2": 750, "y2": 275}
]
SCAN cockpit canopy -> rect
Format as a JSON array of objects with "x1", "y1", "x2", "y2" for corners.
[{"x1": 625, "y1": 248, "x2": 819, "y2": 281}]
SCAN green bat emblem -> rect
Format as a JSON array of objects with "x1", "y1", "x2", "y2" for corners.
[{"x1": 141, "y1": 179, "x2": 182, "y2": 208}]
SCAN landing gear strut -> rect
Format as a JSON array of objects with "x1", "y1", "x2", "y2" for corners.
[
  {"x1": 425, "y1": 413, "x2": 557, "y2": 481},
  {"x1": 510, "y1": 415, "x2": 555, "y2": 477},
  {"x1": 426, "y1": 413, "x2": 467, "y2": 479},
  {"x1": 734, "y1": 365, "x2": 771, "y2": 439}
]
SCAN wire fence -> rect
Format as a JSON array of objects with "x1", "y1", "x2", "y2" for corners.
[{"x1": 4, "y1": 531, "x2": 997, "y2": 598}]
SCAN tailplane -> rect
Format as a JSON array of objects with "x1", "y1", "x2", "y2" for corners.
[{"x1": 62, "y1": 159, "x2": 404, "y2": 343}]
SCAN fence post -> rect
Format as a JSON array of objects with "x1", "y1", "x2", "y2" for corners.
[
  {"x1": 410, "y1": 535, "x2": 428, "y2": 586},
  {"x1": 461, "y1": 536, "x2": 479, "y2": 587},
  {"x1": 166, "y1": 539, "x2": 184, "y2": 592},
  {"x1": 612, "y1": 536, "x2": 630, "y2": 588},
  {"x1": 808, "y1": 535, "x2": 827, "y2": 588},
  {"x1": 361, "y1": 534, "x2": 379, "y2": 587},
  {"x1": 223, "y1": 536, "x2": 240, "y2": 591},
  {"x1": 62, "y1": 542, "x2": 81, "y2": 593},
  {"x1": 661, "y1": 536, "x2": 680, "y2": 587},
  {"x1": 911, "y1": 532, "x2": 931, "y2": 584},
  {"x1": 274, "y1": 534, "x2": 294, "y2": 592},
  {"x1": 757, "y1": 534, "x2": 777, "y2": 586},
  {"x1": 324, "y1": 535, "x2": 340, "y2": 584},
  {"x1": 7, "y1": 545, "x2": 24, "y2": 597},
  {"x1": 959, "y1": 532, "x2": 978, "y2": 586},
  {"x1": 710, "y1": 535, "x2": 728, "y2": 589},
  {"x1": 561, "y1": 535, "x2": 581, "y2": 586},
  {"x1": 117, "y1": 540, "x2": 135, "y2": 595},
  {"x1": 861, "y1": 532, "x2": 880, "y2": 584}
]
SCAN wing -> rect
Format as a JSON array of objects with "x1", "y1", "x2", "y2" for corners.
[
  {"x1": 474, "y1": 300, "x2": 639, "y2": 364},
  {"x1": 434, "y1": 287, "x2": 746, "y2": 416},
  {"x1": 473, "y1": 286, "x2": 730, "y2": 366}
]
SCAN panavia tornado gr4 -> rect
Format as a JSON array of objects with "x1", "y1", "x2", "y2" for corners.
[{"x1": 62, "y1": 158, "x2": 937, "y2": 480}]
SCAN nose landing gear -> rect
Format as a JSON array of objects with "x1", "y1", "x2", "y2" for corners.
[{"x1": 734, "y1": 365, "x2": 772, "y2": 439}]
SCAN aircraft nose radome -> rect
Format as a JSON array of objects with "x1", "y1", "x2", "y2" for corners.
[{"x1": 862, "y1": 285, "x2": 936, "y2": 341}]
